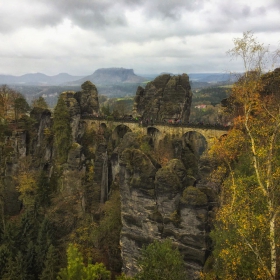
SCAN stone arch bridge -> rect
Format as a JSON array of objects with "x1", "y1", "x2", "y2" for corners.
[{"x1": 82, "y1": 117, "x2": 229, "y2": 150}]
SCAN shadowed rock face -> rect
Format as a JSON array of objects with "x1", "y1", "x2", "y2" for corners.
[
  {"x1": 60, "y1": 81, "x2": 100, "y2": 141},
  {"x1": 75, "y1": 81, "x2": 100, "y2": 115},
  {"x1": 111, "y1": 133, "x2": 211, "y2": 279},
  {"x1": 133, "y1": 74, "x2": 192, "y2": 122}
]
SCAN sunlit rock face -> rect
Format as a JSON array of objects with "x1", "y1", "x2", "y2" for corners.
[{"x1": 133, "y1": 73, "x2": 192, "y2": 123}]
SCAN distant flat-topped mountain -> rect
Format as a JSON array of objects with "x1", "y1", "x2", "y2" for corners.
[
  {"x1": 68, "y1": 68, "x2": 146, "y2": 85},
  {"x1": 0, "y1": 73, "x2": 84, "y2": 86}
]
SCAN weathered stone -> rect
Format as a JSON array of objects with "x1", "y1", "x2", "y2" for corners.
[
  {"x1": 75, "y1": 81, "x2": 100, "y2": 115},
  {"x1": 30, "y1": 107, "x2": 53, "y2": 163},
  {"x1": 60, "y1": 91, "x2": 81, "y2": 142},
  {"x1": 67, "y1": 143, "x2": 84, "y2": 170},
  {"x1": 133, "y1": 73, "x2": 192, "y2": 123},
  {"x1": 111, "y1": 132, "x2": 140, "y2": 181},
  {"x1": 117, "y1": 153, "x2": 210, "y2": 279},
  {"x1": 181, "y1": 186, "x2": 208, "y2": 207},
  {"x1": 118, "y1": 148, "x2": 158, "y2": 275}
]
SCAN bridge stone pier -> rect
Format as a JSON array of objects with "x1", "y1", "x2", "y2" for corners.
[{"x1": 82, "y1": 118, "x2": 228, "y2": 151}]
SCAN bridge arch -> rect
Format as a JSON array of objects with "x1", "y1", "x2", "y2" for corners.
[
  {"x1": 182, "y1": 131, "x2": 207, "y2": 156},
  {"x1": 112, "y1": 124, "x2": 132, "y2": 149},
  {"x1": 147, "y1": 127, "x2": 161, "y2": 148},
  {"x1": 100, "y1": 122, "x2": 107, "y2": 130}
]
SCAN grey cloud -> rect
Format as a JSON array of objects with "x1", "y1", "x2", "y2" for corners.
[
  {"x1": 0, "y1": 3, "x2": 61, "y2": 33},
  {"x1": 242, "y1": 6, "x2": 251, "y2": 17},
  {"x1": 134, "y1": 0, "x2": 206, "y2": 20},
  {"x1": 0, "y1": 0, "x2": 130, "y2": 33},
  {"x1": 29, "y1": 0, "x2": 205, "y2": 29},
  {"x1": 31, "y1": 0, "x2": 134, "y2": 28},
  {"x1": 272, "y1": 0, "x2": 280, "y2": 10},
  {"x1": 218, "y1": 3, "x2": 252, "y2": 20}
]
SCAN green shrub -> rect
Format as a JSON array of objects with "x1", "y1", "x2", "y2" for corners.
[{"x1": 136, "y1": 239, "x2": 186, "y2": 280}]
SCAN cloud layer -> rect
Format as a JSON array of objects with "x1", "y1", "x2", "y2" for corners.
[{"x1": 0, "y1": 0, "x2": 279, "y2": 75}]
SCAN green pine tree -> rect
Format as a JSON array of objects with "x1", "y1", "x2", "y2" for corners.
[
  {"x1": 53, "y1": 95, "x2": 72, "y2": 164},
  {"x1": 0, "y1": 245, "x2": 11, "y2": 278},
  {"x1": 35, "y1": 218, "x2": 54, "y2": 275},
  {"x1": 2, "y1": 251, "x2": 28, "y2": 280},
  {"x1": 40, "y1": 245, "x2": 59, "y2": 280},
  {"x1": 53, "y1": 95, "x2": 71, "y2": 164},
  {"x1": 32, "y1": 96, "x2": 48, "y2": 109}
]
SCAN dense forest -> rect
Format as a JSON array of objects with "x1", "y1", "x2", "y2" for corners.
[{"x1": 0, "y1": 32, "x2": 279, "y2": 279}]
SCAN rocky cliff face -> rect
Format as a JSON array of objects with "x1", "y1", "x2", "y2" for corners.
[
  {"x1": 110, "y1": 132, "x2": 215, "y2": 279},
  {"x1": 75, "y1": 81, "x2": 100, "y2": 115},
  {"x1": 60, "y1": 81, "x2": 100, "y2": 141},
  {"x1": 133, "y1": 74, "x2": 192, "y2": 122}
]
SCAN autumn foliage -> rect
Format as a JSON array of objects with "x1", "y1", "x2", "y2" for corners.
[{"x1": 207, "y1": 32, "x2": 280, "y2": 280}]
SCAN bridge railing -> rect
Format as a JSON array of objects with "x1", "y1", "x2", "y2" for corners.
[{"x1": 81, "y1": 115, "x2": 230, "y2": 131}]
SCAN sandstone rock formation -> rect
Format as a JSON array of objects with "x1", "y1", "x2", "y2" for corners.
[
  {"x1": 110, "y1": 132, "x2": 212, "y2": 279},
  {"x1": 60, "y1": 81, "x2": 100, "y2": 141},
  {"x1": 133, "y1": 73, "x2": 192, "y2": 122},
  {"x1": 30, "y1": 107, "x2": 53, "y2": 164},
  {"x1": 75, "y1": 81, "x2": 100, "y2": 115}
]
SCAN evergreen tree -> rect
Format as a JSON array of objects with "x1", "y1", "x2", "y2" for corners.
[
  {"x1": 36, "y1": 218, "x2": 54, "y2": 275},
  {"x1": 26, "y1": 241, "x2": 37, "y2": 280},
  {"x1": 2, "y1": 251, "x2": 28, "y2": 280},
  {"x1": 2, "y1": 220, "x2": 21, "y2": 255},
  {"x1": 37, "y1": 170, "x2": 51, "y2": 209},
  {"x1": 40, "y1": 245, "x2": 59, "y2": 280},
  {"x1": 0, "y1": 245, "x2": 11, "y2": 278},
  {"x1": 32, "y1": 96, "x2": 48, "y2": 109},
  {"x1": 53, "y1": 95, "x2": 72, "y2": 164},
  {"x1": 14, "y1": 95, "x2": 30, "y2": 121}
]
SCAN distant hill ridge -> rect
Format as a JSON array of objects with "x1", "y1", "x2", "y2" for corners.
[
  {"x1": 0, "y1": 72, "x2": 84, "y2": 86},
  {"x1": 0, "y1": 68, "x2": 236, "y2": 86},
  {"x1": 0, "y1": 68, "x2": 146, "y2": 86}
]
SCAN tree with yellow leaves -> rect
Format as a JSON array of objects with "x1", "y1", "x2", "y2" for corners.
[{"x1": 208, "y1": 32, "x2": 280, "y2": 280}]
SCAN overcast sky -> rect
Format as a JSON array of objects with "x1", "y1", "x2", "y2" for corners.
[{"x1": 0, "y1": 0, "x2": 280, "y2": 76}]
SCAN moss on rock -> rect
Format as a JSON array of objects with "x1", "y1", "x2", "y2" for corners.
[
  {"x1": 155, "y1": 166, "x2": 182, "y2": 192},
  {"x1": 181, "y1": 186, "x2": 208, "y2": 207}
]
